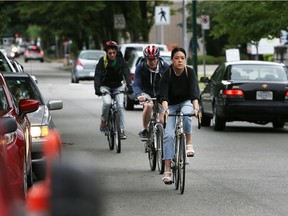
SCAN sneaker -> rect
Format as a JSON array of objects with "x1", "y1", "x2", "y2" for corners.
[
  {"x1": 120, "y1": 130, "x2": 127, "y2": 140},
  {"x1": 100, "y1": 121, "x2": 107, "y2": 133},
  {"x1": 138, "y1": 129, "x2": 148, "y2": 141}
]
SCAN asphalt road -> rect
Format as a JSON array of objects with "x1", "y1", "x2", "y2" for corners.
[{"x1": 19, "y1": 58, "x2": 288, "y2": 216}]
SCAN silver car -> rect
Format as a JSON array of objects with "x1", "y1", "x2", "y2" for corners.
[
  {"x1": 3, "y1": 72, "x2": 63, "y2": 165},
  {"x1": 71, "y1": 49, "x2": 106, "y2": 83}
]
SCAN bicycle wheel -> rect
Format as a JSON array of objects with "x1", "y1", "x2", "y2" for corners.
[
  {"x1": 114, "y1": 111, "x2": 121, "y2": 153},
  {"x1": 155, "y1": 124, "x2": 164, "y2": 174},
  {"x1": 179, "y1": 134, "x2": 186, "y2": 194},
  {"x1": 174, "y1": 136, "x2": 180, "y2": 190},
  {"x1": 107, "y1": 111, "x2": 114, "y2": 150},
  {"x1": 147, "y1": 124, "x2": 156, "y2": 171}
]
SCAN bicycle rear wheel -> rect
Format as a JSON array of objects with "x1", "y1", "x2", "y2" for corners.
[
  {"x1": 107, "y1": 111, "x2": 114, "y2": 150},
  {"x1": 174, "y1": 136, "x2": 180, "y2": 190},
  {"x1": 147, "y1": 125, "x2": 156, "y2": 171},
  {"x1": 179, "y1": 134, "x2": 186, "y2": 194},
  {"x1": 155, "y1": 124, "x2": 164, "y2": 174},
  {"x1": 114, "y1": 112, "x2": 121, "y2": 153}
]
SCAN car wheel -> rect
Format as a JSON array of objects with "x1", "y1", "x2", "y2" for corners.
[
  {"x1": 272, "y1": 121, "x2": 285, "y2": 129},
  {"x1": 124, "y1": 94, "x2": 134, "y2": 110},
  {"x1": 201, "y1": 113, "x2": 211, "y2": 127},
  {"x1": 24, "y1": 59, "x2": 28, "y2": 62},
  {"x1": 212, "y1": 106, "x2": 225, "y2": 131},
  {"x1": 40, "y1": 59, "x2": 44, "y2": 63}
]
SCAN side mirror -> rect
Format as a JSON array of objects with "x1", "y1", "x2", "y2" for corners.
[
  {"x1": 19, "y1": 99, "x2": 39, "y2": 119},
  {"x1": 0, "y1": 117, "x2": 17, "y2": 135}
]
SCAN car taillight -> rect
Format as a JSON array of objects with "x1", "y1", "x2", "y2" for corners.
[
  {"x1": 40, "y1": 50, "x2": 44, "y2": 55},
  {"x1": 223, "y1": 89, "x2": 244, "y2": 98},
  {"x1": 76, "y1": 60, "x2": 84, "y2": 68},
  {"x1": 130, "y1": 73, "x2": 134, "y2": 81},
  {"x1": 24, "y1": 50, "x2": 30, "y2": 55},
  {"x1": 285, "y1": 92, "x2": 288, "y2": 100}
]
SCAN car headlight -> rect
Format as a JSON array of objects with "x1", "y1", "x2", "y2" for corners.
[{"x1": 31, "y1": 125, "x2": 49, "y2": 138}]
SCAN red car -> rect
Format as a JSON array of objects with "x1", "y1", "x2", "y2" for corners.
[{"x1": 0, "y1": 73, "x2": 39, "y2": 200}]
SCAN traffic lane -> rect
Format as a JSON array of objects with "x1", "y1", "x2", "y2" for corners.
[{"x1": 36, "y1": 77, "x2": 288, "y2": 215}]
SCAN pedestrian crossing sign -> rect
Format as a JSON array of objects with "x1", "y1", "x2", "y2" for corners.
[{"x1": 155, "y1": 6, "x2": 170, "y2": 25}]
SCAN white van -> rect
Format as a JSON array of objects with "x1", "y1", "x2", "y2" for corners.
[{"x1": 119, "y1": 43, "x2": 168, "y2": 62}]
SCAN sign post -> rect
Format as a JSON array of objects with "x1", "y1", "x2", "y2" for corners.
[{"x1": 201, "y1": 15, "x2": 210, "y2": 77}]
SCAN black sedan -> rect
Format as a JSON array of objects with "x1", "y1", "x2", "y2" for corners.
[{"x1": 199, "y1": 60, "x2": 288, "y2": 131}]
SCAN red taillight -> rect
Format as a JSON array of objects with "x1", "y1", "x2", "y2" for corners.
[
  {"x1": 285, "y1": 92, "x2": 288, "y2": 100},
  {"x1": 130, "y1": 73, "x2": 134, "y2": 81},
  {"x1": 223, "y1": 89, "x2": 244, "y2": 97},
  {"x1": 24, "y1": 50, "x2": 30, "y2": 55},
  {"x1": 40, "y1": 50, "x2": 44, "y2": 55},
  {"x1": 76, "y1": 60, "x2": 83, "y2": 67}
]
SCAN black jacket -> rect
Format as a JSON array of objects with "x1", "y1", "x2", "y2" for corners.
[{"x1": 94, "y1": 52, "x2": 131, "y2": 91}]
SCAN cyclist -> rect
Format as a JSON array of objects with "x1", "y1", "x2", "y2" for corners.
[
  {"x1": 132, "y1": 45, "x2": 170, "y2": 143},
  {"x1": 158, "y1": 47, "x2": 200, "y2": 184},
  {"x1": 94, "y1": 40, "x2": 133, "y2": 139}
]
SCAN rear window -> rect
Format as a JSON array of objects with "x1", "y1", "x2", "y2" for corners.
[{"x1": 228, "y1": 65, "x2": 288, "y2": 81}]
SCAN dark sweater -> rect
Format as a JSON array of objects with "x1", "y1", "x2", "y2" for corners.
[{"x1": 158, "y1": 65, "x2": 200, "y2": 105}]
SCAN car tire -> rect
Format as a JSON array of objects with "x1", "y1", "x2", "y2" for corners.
[
  {"x1": 124, "y1": 94, "x2": 134, "y2": 110},
  {"x1": 24, "y1": 59, "x2": 28, "y2": 62},
  {"x1": 272, "y1": 121, "x2": 285, "y2": 129},
  {"x1": 212, "y1": 106, "x2": 225, "y2": 131}
]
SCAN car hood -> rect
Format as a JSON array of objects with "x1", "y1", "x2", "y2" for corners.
[{"x1": 27, "y1": 105, "x2": 50, "y2": 126}]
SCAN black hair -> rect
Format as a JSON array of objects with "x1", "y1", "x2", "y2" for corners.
[{"x1": 171, "y1": 47, "x2": 186, "y2": 59}]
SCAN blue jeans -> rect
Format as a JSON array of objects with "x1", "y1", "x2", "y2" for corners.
[
  {"x1": 163, "y1": 100, "x2": 193, "y2": 160},
  {"x1": 100, "y1": 86, "x2": 125, "y2": 131}
]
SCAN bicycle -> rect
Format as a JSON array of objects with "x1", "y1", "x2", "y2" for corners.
[
  {"x1": 102, "y1": 91, "x2": 124, "y2": 153},
  {"x1": 164, "y1": 109, "x2": 201, "y2": 194},
  {"x1": 141, "y1": 98, "x2": 165, "y2": 174}
]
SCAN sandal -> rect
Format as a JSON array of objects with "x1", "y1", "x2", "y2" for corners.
[
  {"x1": 162, "y1": 172, "x2": 172, "y2": 185},
  {"x1": 186, "y1": 144, "x2": 195, "y2": 157}
]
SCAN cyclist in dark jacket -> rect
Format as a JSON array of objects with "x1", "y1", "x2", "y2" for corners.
[
  {"x1": 94, "y1": 41, "x2": 133, "y2": 139},
  {"x1": 132, "y1": 45, "x2": 170, "y2": 143}
]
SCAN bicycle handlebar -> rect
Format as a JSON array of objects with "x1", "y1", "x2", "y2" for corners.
[
  {"x1": 101, "y1": 91, "x2": 126, "y2": 96},
  {"x1": 163, "y1": 111, "x2": 201, "y2": 130}
]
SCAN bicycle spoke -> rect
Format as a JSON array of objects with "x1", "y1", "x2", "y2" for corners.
[{"x1": 114, "y1": 112, "x2": 121, "y2": 153}]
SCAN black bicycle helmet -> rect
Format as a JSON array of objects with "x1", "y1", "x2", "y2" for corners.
[
  {"x1": 143, "y1": 45, "x2": 160, "y2": 59},
  {"x1": 105, "y1": 40, "x2": 118, "y2": 51}
]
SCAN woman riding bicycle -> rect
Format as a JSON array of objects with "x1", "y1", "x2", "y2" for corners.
[{"x1": 158, "y1": 47, "x2": 200, "y2": 184}]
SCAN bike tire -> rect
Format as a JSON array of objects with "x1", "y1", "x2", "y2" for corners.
[
  {"x1": 107, "y1": 112, "x2": 114, "y2": 150},
  {"x1": 155, "y1": 124, "x2": 164, "y2": 174},
  {"x1": 179, "y1": 134, "x2": 186, "y2": 194},
  {"x1": 174, "y1": 136, "x2": 180, "y2": 190},
  {"x1": 114, "y1": 112, "x2": 121, "y2": 153},
  {"x1": 148, "y1": 125, "x2": 156, "y2": 171}
]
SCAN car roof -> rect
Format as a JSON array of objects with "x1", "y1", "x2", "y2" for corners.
[{"x1": 225, "y1": 60, "x2": 286, "y2": 66}]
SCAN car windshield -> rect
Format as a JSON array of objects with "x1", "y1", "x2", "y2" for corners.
[
  {"x1": 0, "y1": 86, "x2": 9, "y2": 111},
  {"x1": 5, "y1": 77, "x2": 43, "y2": 105},
  {"x1": 80, "y1": 51, "x2": 104, "y2": 60},
  {"x1": 0, "y1": 52, "x2": 13, "y2": 72},
  {"x1": 229, "y1": 64, "x2": 288, "y2": 81}
]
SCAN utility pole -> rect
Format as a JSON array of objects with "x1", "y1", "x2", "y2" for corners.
[{"x1": 192, "y1": 0, "x2": 198, "y2": 76}]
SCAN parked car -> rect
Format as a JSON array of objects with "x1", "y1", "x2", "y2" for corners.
[
  {"x1": 24, "y1": 45, "x2": 44, "y2": 62},
  {"x1": 71, "y1": 49, "x2": 106, "y2": 83},
  {"x1": 9, "y1": 58, "x2": 24, "y2": 73},
  {"x1": 0, "y1": 50, "x2": 17, "y2": 72},
  {"x1": 0, "y1": 73, "x2": 39, "y2": 199},
  {"x1": 119, "y1": 43, "x2": 169, "y2": 62},
  {"x1": 124, "y1": 50, "x2": 171, "y2": 110},
  {"x1": 199, "y1": 60, "x2": 288, "y2": 131},
  {"x1": 3, "y1": 72, "x2": 63, "y2": 171}
]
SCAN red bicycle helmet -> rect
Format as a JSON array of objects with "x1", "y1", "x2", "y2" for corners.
[
  {"x1": 143, "y1": 45, "x2": 160, "y2": 59},
  {"x1": 105, "y1": 40, "x2": 118, "y2": 51}
]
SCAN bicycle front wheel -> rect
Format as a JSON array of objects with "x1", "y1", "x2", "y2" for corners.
[
  {"x1": 155, "y1": 124, "x2": 164, "y2": 174},
  {"x1": 179, "y1": 134, "x2": 186, "y2": 194},
  {"x1": 148, "y1": 125, "x2": 156, "y2": 171},
  {"x1": 107, "y1": 111, "x2": 114, "y2": 150},
  {"x1": 114, "y1": 111, "x2": 121, "y2": 153}
]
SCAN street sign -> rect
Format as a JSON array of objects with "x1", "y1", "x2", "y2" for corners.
[
  {"x1": 114, "y1": 14, "x2": 125, "y2": 29},
  {"x1": 201, "y1": 15, "x2": 210, "y2": 30},
  {"x1": 155, "y1": 6, "x2": 170, "y2": 25}
]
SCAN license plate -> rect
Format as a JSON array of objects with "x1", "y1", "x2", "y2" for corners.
[{"x1": 256, "y1": 91, "x2": 273, "y2": 100}]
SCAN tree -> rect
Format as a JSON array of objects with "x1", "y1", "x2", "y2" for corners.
[{"x1": 211, "y1": 1, "x2": 288, "y2": 59}]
